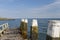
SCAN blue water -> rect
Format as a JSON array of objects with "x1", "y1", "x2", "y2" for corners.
[{"x1": 0, "y1": 18, "x2": 60, "y2": 40}]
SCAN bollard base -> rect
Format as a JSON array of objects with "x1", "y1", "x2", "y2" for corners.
[
  {"x1": 46, "y1": 35, "x2": 60, "y2": 40},
  {"x1": 22, "y1": 31, "x2": 27, "y2": 39},
  {"x1": 24, "y1": 39, "x2": 28, "y2": 40},
  {"x1": 30, "y1": 26, "x2": 38, "y2": 40},
  {"x1": 0, "y1": 34, "x2": 3, "y2": 37}
]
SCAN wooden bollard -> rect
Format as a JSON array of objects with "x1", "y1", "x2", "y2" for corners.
[
  {"x1": 22, "y1": 19, "x2": 28, "y2": 39},
  {"x1": 20, "y1": 19, "x2": 25, "y2": 34},
  {"x1": 30, "y1": 19, "x2": 38, "y2": 40},
  {"x1": 46, "y1": 20, "x2": 60, "y2": 40},
  {"x1": 0, "y1": 33, "x2": 3, "y2": 37}
]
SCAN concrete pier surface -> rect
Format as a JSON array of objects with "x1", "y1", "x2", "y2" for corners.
[{"x1": 0, "y1": 28, "x2": 24, "y2": 40}]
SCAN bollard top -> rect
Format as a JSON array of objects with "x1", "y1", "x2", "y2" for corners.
[
  {"x1": 25, "y1": 19, "x2": 28, "y2": 23},
  {"x1": 32, "y1": 19, "x2": 38, "y2": 27},
  {"x1": 21, "y1": 19, "x2": 25, "y2": 22}
]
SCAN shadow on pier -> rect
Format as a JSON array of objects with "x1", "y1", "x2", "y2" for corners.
[
  {"x1": 0, "y1": 28, "x2": 24, "y2": 40},
  {"x1": 0, "y1": 23, "x2": 25, "y2": 40}
]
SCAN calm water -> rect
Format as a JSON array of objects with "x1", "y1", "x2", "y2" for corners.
[{"x1": 0, "y1": 18, "x2": 60, "y2": 40}]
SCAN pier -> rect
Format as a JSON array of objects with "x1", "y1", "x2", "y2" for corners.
[
  {"x1": 0, "y1": 28, "x2": 24, "y2": 40},
  {"x1": 0, "y1": 23, "x2": 24, "y2": 40},
  {"x1": 0, "y1": 23, "x2": 9, "y2": 37}
]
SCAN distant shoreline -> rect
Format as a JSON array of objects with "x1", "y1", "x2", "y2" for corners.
[{"x1": 0, "y1": 18, "x2": 15, "y2": 20}]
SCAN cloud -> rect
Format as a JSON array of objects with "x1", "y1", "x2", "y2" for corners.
[
  {"x1": 30, "y1": 0, "x2": 60, "y2": 18},
  {"x1": 0, "y1": 0, "x2": 14, "y2": 1},
  {"x1": 0, "y1": 0, "x2": 20, "y2": 3},
  {"x1": 0, "y1": 8, "x2": 39, "y2": 18},
  {"x1": 55, "y1": 0, "x2": 60, "y2": 2},
  {"x1": 0, "y1": 0, "x2": 60, "y2": 18}
]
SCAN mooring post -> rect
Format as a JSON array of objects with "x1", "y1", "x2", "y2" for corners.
[
  {"x1": 20, "y1": 19, "x2": 25, "y2": 34},
  {"x1": 30, "y1": 19, "x2": 38, "y2": 40},
  {"x1": 46, "y1": 20, "x2": 60, "y2": 40},
  {"x1": 22, "y1": 19, "x2": 28, "y2": 39},
  {"x1": 0, "y1": 34, "x2": 3, "y2": 37}
]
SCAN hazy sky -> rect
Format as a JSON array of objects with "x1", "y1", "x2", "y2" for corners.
[{"x1": 0, "y1": 0, "x2": 60, "y2": 18}]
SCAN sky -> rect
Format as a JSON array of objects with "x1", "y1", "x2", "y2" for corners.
[{"x1": 0, "y1": 0, "x2": 60, "y2": 18}]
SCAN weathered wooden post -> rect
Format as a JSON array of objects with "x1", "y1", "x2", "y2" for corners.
[
  {"x1": 0, "y1": 34, "x2": 3, "y2": 37},
  {"x1": 20, "y1": 19, "x2": 25, "y2": 34},
  {"x1": 20, "y1": 19, "x2": 28, "y2": 39},
  {"x1": 30, "y1": 19, "x2": 38, "y2": 40},
  {"x1": 46, "y1": 20, "x2": 60, "y2": 40},
  {"x1": 22, "y1": 19, "x2": 28, "y2": 39}
]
